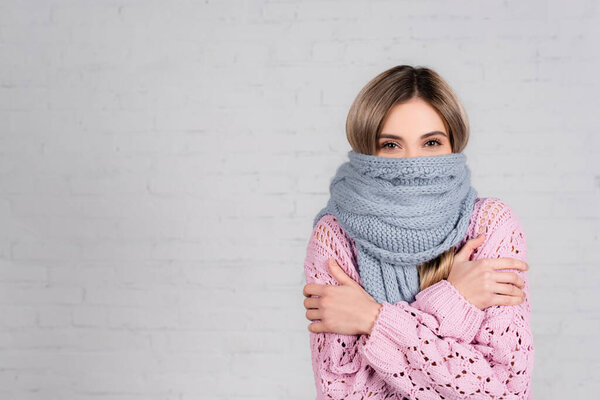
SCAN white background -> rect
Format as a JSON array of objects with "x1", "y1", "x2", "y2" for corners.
[{"x1": 0, "y1": 0, "x2": 598, "y2": 399}]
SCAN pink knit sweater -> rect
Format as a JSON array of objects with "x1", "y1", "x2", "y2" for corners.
[{"x1": 304, "y1": 197, "x2": 534, "y2": 400}]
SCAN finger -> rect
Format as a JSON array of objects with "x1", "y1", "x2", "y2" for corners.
[
  {"x1": 492, "y1": 281, "x2": 524, "y2": 298},
  {"x1": 328, "y1": 258, "x2": 352, "y2": 285},
  {"x1": 490, "y1": 292, "x2": 525, "y2": 306},
  {"x1": 305, "y1": 309, "x2": 322, "y2": 322},
  {"x1": 488, "y1": 257, "x2": 529, "y2": 271},
  {"x1": 455, "y1": 234, "x2": 486, "y2": 260},
  {"x1": 303, "y1": 296, "x2": 320, "y2": 310},
  {"x1": 494, "y1": 271, "x2": 525, "y2": 289},
  {"x1": 303, "y1": 283, "x2": 328, "y2": 297},
  {"x1": 308, "y1": 321, "x2": 326, "y2": 333}
]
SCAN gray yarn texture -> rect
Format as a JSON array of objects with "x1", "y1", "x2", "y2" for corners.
[{"x1": 313, "y1": 150, "x2": 477, "y2": 304}]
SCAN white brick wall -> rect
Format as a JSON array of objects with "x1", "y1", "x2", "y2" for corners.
[{"x1": 0, "y1": 0, "x2": 598, "y2": 399}]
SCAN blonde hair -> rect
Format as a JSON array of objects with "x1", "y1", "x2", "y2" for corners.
[{"x1": 345, "y1": 65, "x2": 470, "y2": 291}]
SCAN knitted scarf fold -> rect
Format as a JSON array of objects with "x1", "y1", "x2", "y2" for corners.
[{"x1": 313, "y1": 150, "x2": 477, "y2": 304}]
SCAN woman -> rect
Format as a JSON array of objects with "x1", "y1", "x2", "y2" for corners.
[{"x1": 302, "y1": 65, "x2": 534, "y2": 399}]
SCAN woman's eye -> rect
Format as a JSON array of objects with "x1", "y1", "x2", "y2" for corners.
[
  {"x1": 382, "y1": 142, "x2": 399, "y2": 149},
  {"x1": 425, "y1": 139, "x2": 442, "y2": 147}
]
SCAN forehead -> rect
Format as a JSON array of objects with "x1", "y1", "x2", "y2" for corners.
[{"x1": 381, "y1": 100, "x2": 445, "y2": 131}]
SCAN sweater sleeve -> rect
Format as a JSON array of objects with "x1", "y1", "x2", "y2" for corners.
[
  {"x1": 304, "y1": 214, "x2": 393, "y2": 399},
  {"x1": 303, "y1": 214, "x2": 488, "y2": 399},
  {"x1": 357, "y1": 198, "x2": 534, "y2": 399}
]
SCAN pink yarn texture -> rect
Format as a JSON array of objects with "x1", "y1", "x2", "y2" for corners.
[{"x1": 304, "y1": 197, "x2": 534, "y2": 399}]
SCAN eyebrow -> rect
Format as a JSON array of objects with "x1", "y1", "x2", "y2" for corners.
[{"x1": 378, "y1": 131, "x2": 447, "y2": 141}]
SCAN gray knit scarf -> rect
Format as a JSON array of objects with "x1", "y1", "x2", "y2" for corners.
[{"x1": 313, "y1": 150, "x2": 477, "y2": 304}]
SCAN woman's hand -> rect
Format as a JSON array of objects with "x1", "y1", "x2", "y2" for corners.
[
  {"x1": 448, "y1": 233, "x2": 530, "y2": 310},
  {"x1": 303, "y1": 258, "x2": 382, "y2": 336}
]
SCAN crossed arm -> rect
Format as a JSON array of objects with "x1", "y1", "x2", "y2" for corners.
[{"x1": 304, "y1": 200, "x2": 534, "y2": 399}]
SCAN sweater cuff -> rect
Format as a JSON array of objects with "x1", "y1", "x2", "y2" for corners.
[
  {"x1": 412, "y1": 279, "x2": 485, "y2": 343},
  {"x1": 358, "y1": 302, "x2": 412, "y2": 370}
]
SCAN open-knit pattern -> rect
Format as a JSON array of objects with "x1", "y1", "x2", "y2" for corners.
[{"x1": 304, "y1": 197, "x2": 534, "y2": 399}]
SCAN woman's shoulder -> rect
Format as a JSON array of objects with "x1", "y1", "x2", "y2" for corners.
[
  {"x1": 471, "y1": 196, "x2": 524, "y2": 236},
  {"x1": 462, "y1": 196, "x2": 527, "y2": 259},
  {"x1": 307, "y1": 214, "x2": 360, "y2": 282},
  {"x1": 311, "y1": 214, "x2": 358, "y2": 260}
]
